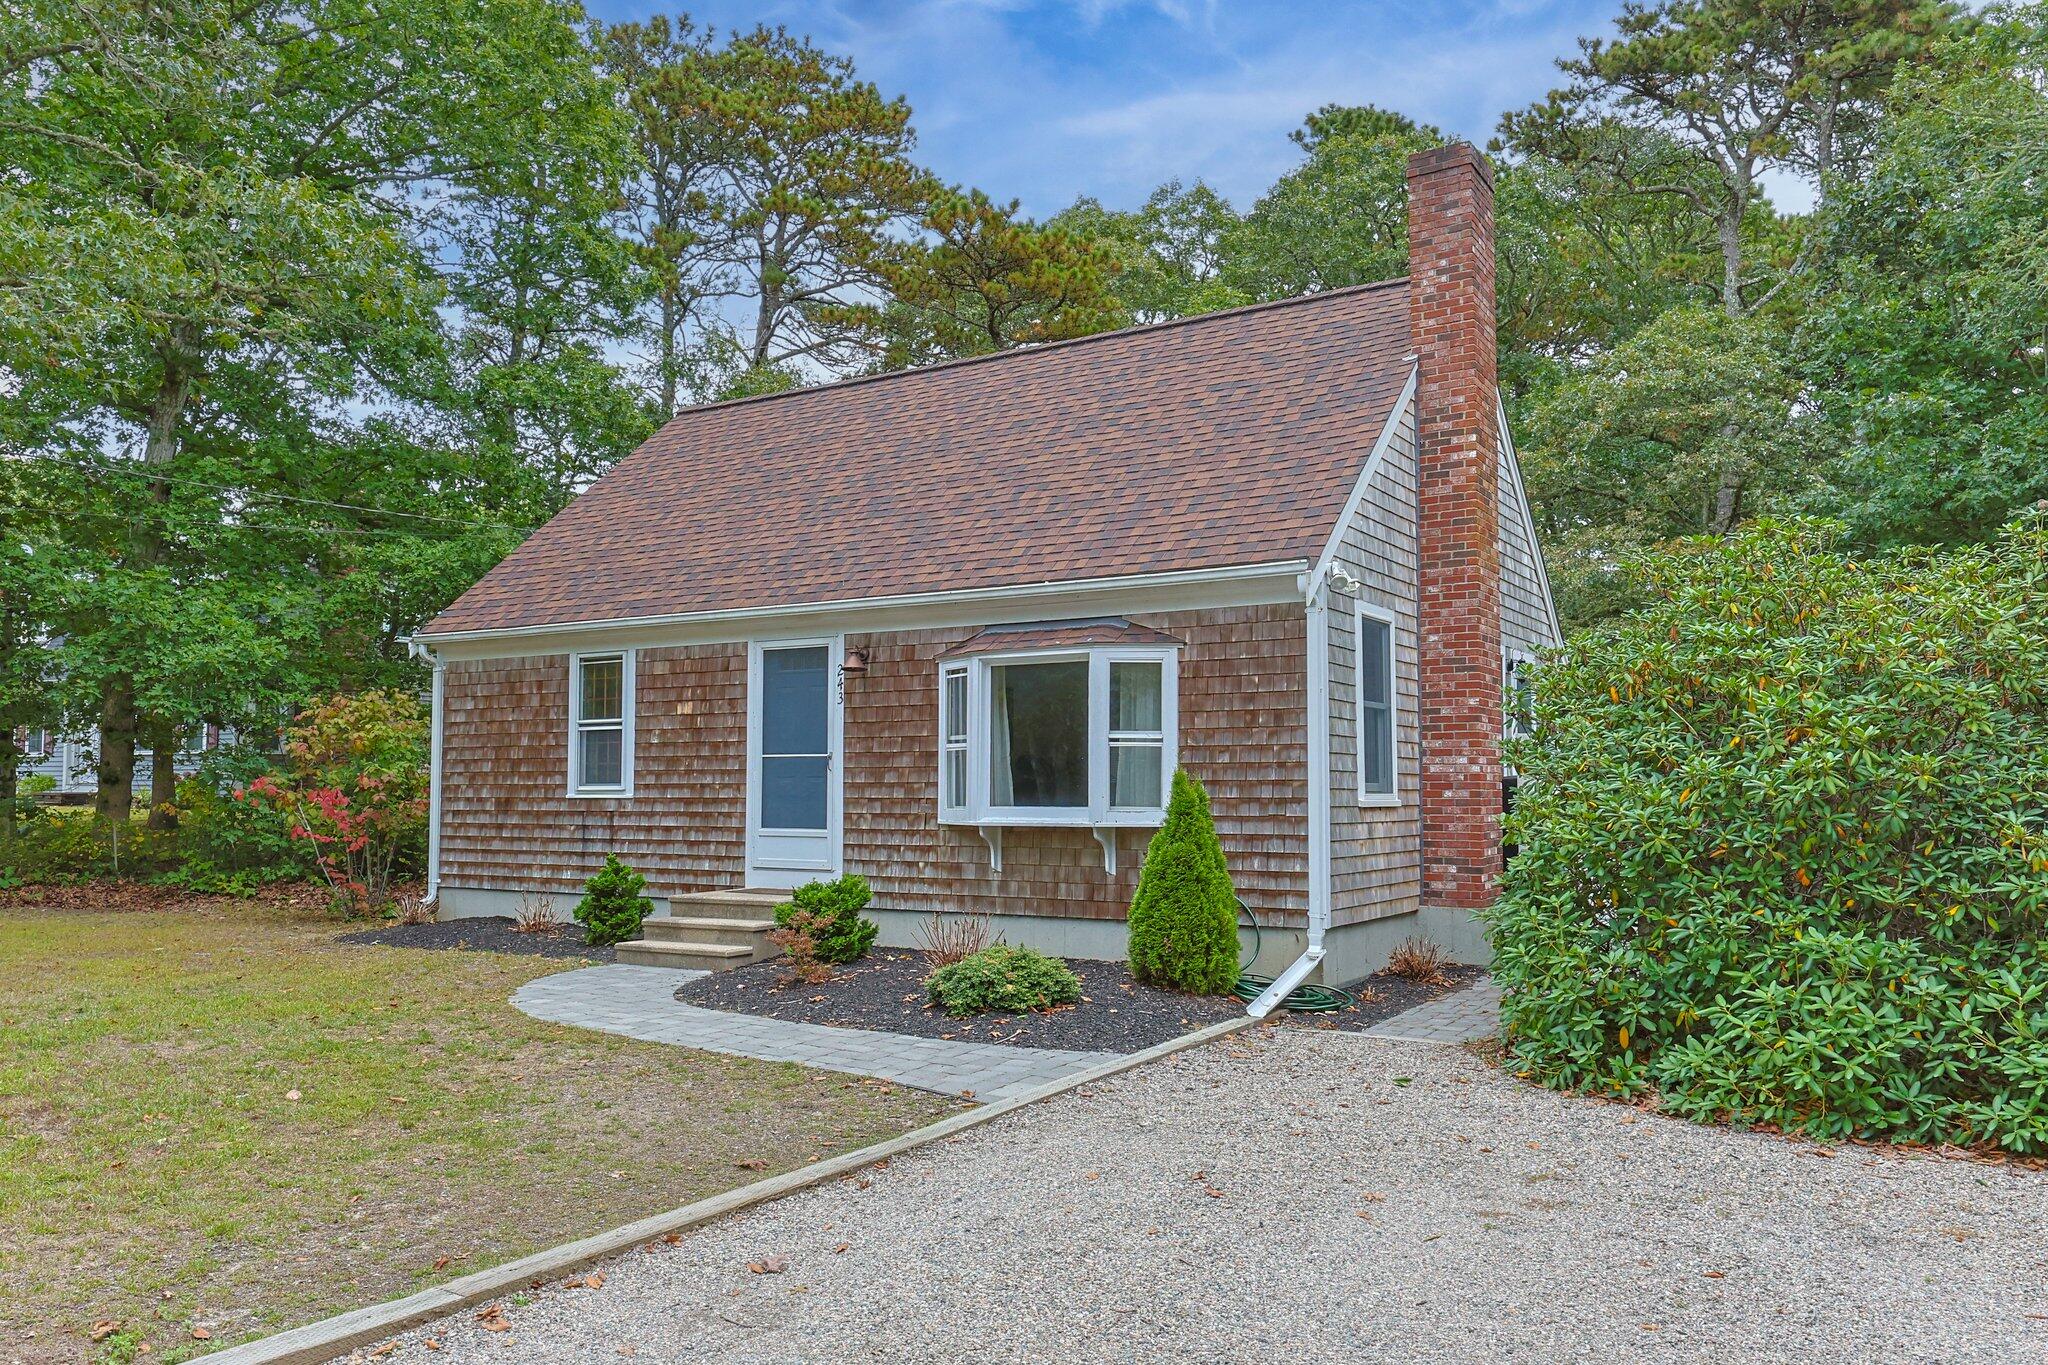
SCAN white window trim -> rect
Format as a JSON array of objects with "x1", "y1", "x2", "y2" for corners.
[
  {"x1": 568, "y1": 649, "x2": 635, "y2": 798},
  {"x1": 936, "y1": 644, "x2": 1179, "y2": 831},
  {"x1": 1355, "y1": 603, "x2": 1400, "y2": 807}
]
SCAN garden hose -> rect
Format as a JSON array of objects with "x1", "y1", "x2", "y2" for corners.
[{"x1": 1228, "y1": 899, "x2": 1355, "y2": 1013}]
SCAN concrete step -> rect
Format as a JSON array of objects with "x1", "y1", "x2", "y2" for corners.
[
  {"x1": 614, "y1": 938, "x2": 775, "y2": 971},
  {"x1": 639, "y1": 914, "x2": 778, "y2": 948},
  {"x1": 667, "y1": 888, "x2": 789, "y2": 922}
]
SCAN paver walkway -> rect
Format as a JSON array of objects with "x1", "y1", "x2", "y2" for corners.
[
  {"x1": 1362, "y1": 973, "x2": 1500, "y2": 1043},
  {"x1": 512, "y1": 965, "x2": 1117, "y2": 1102}
]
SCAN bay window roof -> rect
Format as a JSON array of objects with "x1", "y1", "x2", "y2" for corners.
[{"x1": 936, "y1": 617, "x2": 1185, "y2": 660}]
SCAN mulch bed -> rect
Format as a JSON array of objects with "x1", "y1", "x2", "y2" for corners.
[
  {"x1": 1281, "y1": 962, "x2": 1487, "y2": 1033},
  {"x1": 676, "y1": 950, "x2": 1243, "y2": 1053},
  {"x1": 0, "y1": 880, "x2": 336, "y2": 914},
  {"x1": 338, "y1": 915, "x2": 617, "y2": 963}
]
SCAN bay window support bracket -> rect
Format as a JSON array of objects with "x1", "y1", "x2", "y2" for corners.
[
  {"x1": 977, "y1": 825, "x2": 1003, "y2": 873},
  {"x1": 1092, "y1": 826, "x2": 1117, "y2": 874}
]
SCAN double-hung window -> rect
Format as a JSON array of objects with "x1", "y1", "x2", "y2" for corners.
[
  {"x1": 1356, "y1": 604, "x2": 1398, "y2": 804},
  {"x1": 570, "y1": 651, "x2": 634, "y2": 796},
  {"x1": 938, "y1": 646, "x2": 1177, "y2": 827}
]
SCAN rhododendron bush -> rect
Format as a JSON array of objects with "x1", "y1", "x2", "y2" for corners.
[{"x1": 243, "y1": 690, "x2": 429, "y2": 913}]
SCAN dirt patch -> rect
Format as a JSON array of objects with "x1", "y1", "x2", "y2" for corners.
[
  {"x1": 676, "y1": 950, "x2": 1242, "y2": 1052},
  {"x1": 1280, "y1": 962, "x2": 1487, "y2": 1032},
  {"x1": 339, "y1": 915, "x2": 616, "y2": 963}
]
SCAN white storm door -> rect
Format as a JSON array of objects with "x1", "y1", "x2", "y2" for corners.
[{"x1": 747, "y1": 639, "x2": 840, "y2": 887}]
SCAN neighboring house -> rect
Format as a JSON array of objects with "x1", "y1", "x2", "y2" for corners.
[
  {"x1": 412, "y1": 144, "x2": 1560, "y2": 996},
  {"x1": 16, "y1": 725, "x2": 225, "y2": 799}
]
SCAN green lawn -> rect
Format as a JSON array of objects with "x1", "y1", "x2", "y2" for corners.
[{"x1": 0, "y1": 902, "x2": 960, "y2": 1363}]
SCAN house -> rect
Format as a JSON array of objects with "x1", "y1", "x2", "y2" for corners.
[
  {"x1": 16, "y1": 725, "x2": 222, "y2": 800},
  {"x1": 411, "y1": 144, "x2": 1560, "y2": 1000}
]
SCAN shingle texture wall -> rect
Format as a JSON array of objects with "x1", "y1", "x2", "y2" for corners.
[
  {"x1": 438, "y1": 605, "x2": 1308, "y2": 923},
  {"x1": 439, "y1": 647, "x2": 748, "y2": 894}
]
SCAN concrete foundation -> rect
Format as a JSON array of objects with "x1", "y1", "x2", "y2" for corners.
[{"x1": 434, "y1": 887, "x2": 1493, "y2": 986}]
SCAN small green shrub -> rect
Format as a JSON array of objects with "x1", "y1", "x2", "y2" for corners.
[
  {"x1": 17, "y1": 773, "x2": 54, "y2": 797},
  {"x1": 1127, "y1": 769, "x2": 1240, "y2": 994},
  {"x1": 573, "y1": 855, "x2": 653, "y2": 946},
  {"x1": 926, "y1": 945, "x2": 1082, "y2": 1016},
  {"x1": 775, "y1": 874, "x2": 878, "y2": 964},
  {"x1": 1486, "y1": 513, "x2": 2048, "y2": 1153}
]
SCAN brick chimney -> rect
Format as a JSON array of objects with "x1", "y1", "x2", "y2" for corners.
[{"x1": 1407, "y1": 143, "x2": 1504, "y2": 910}]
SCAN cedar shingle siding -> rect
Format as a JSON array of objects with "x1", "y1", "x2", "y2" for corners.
[
  {"x1": 439, "y1": 648, "x2": 749, "y2": 893},
  {"x1": 437, "y1": 604, "x2": 1308, "y2": 924}
]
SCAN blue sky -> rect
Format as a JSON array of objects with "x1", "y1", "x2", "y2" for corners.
[{"x1": 583, "y1": 0, "x2": 1626, "y2": 215}]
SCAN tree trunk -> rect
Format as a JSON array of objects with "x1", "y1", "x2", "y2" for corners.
[
  {"x1": 99, "y1": 326, "x2": 198, "y2": 828},
  {"x1": 95, "y1": 679, "x2": 137, "y2": 823},
  {"x1": 1710, "y1": 467, "x2": 1745, "y2": 535},
  {"x1": 0, "y1": 729, "x2": 18, "y2": 847},
  {"x1": 659, "y1": 289, "x2": 680, "y2": 417},
  {"x1": 148, "y1": 736, "x2": 179, "y2": 830}
]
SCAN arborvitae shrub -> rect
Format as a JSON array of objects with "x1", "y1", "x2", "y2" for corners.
[
  {"x1": 1486, "y1": 513, "x2": 2048, "y2": 1152},
  {"x1": 573, "y1": 854, "x2": 653, "y2": 947},
  {"x1": 1126, "y1": 769, "x2": 1241, "y2": 994}
]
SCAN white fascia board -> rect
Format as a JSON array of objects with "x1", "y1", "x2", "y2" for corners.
[
  {"x1": 1496, "y1": 394, "x2": 1563, "y2": 647},
  {"x1": 1310, "y1": 364, "x2": 1418, "y2": 591},
  {"x1": 419, "y1": 559, "x2": 1308, "y2": 660}
]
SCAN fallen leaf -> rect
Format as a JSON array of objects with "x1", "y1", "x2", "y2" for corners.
[
  {"x1": 285, "y1": 1089, "x2": 301, "y2": 1102},
  {"x1": 432, "y1": 1256, "x2": 451, "y2": 1270},
  {"x1": 662, "y1": 1232, "x2": 682, "y2": 1245},
  {"x1": 192, "y1": 1327, "x2": 211, "y2": 1341},
  {"x1": 1203, "y1": 1187, "x2": 1225, "y2": 1199},
  {"x1": 91, "y1": 1321, "x2": 121, "y2": 1343},
  {"x1": 1084, "y1": 1171, "x2": 1100, "y2": 1181},
  {"x1": 1703, "y1": 1270, "x2": 1725, "y2": 1279},
  {"x1": 747, "y1": 1255, "x2": 790, "y2": 1275},
  {"x1": 585, "y1": 1273, "x2": 606, "y2": 1289},
  {"x1": 1358, "y1": 1192, "x2": 1386, "y2": 1202},
  {"x1": 832, "y1": 1243, "x2": 851, "y2": 1254},
  {"x1": 1808, "y1": 1147, "x2": 1837, "y2": 1158},
  {"x1": 368, "y1": 1341, "x2": 395, "y2": 1358},
  {"x1": 736, "y1": 1159, "x2": 769, "y2": 1171}
]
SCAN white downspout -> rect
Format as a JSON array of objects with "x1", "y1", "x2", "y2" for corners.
[
  {"x1": 1245, "y1": 567, "x2": 1335, "y2": 1016},
  {"x1": 409, "y1": 638, "x2": 445, "y2": 909}
]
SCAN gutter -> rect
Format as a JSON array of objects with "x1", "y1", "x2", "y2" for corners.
[
  {"x1": 1244, "y1": 564, "x2": 1342, "y2": 1016},
  {"x1": 407, "y1": 637, "x2": 445, "y2": 908}
]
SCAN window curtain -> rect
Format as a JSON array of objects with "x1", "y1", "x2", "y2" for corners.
[{"x1": 989, "y1": 676, "x2": 1014, "y2": 805}]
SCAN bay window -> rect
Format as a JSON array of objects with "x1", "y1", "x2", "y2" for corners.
[
  {"x1": 938, "y1": 646, "x2": 1178, "y2": 827},
  {"x1": 570, "y1": 651, "x2": 634, "y2": 796}
]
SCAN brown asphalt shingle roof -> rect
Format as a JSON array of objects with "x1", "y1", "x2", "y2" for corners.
[{"x1": 422, "y1": 281, "x2": 1413, "y2": 637}]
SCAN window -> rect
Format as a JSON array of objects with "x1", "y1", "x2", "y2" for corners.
[
  {"x1": 20, "y1": 728, "x2": 48, "y2": 759},
  {"x1": 570, "y1": 652, "x2": 633, "y2": 795},
  {"x1": 1356, "y1": 606, "x2": 1397, "y2": 802},
  {"x1": 940, "y1": 666, "x2": 969, "y2": 816},
  {"x1": 937, "y1": 648, "x2": 1177, "y2": 826},
  {"x1": 1504, "y1": 649, "x2": 1537, "y2": 742}
]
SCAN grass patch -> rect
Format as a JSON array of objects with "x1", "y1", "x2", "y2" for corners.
[{"x1": 0, "y1": 902, "x2": 962, "y2": 1362}]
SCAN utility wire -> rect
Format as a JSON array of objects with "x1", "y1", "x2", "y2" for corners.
[{"x1": 9, "y1": 451, "x2": 542, "y2": 532}]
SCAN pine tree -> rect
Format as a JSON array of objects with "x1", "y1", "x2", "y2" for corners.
[{"x1": 1127, "y1": 769, "x2": 1240, "y2": 994}]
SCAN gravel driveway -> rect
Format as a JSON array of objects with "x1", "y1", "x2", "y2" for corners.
[{"x1": 371, "y1": 1027, "x2": 2048, "y2": 1363}]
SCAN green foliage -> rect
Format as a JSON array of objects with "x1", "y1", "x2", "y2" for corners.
[
  {"x1": 1127, "y1": 770, "x2": 1241, "y2": 994},
  {"x1": 775, "y1": 875, "x2": 878, "y2": 965},
  {"x1": 1486, "y1": 513, "x2": 2048, "y2": 1151},
  {"x1": 1799, "y1": 8, "x2": 2048, "y2": 550},
  {"x1": 245, "y1": 691, "x2": 429, "y2": 913},
  {"x1": 925, "y1": 945, "x2": 1082, "y2": 1017},
  {"x1": 572, "y1": 855, "x2": 653, "y2": 947}
]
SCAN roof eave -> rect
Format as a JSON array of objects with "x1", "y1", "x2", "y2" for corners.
[{"x1": 414, "y1": 558, "x2": 1312, "y2": 648}]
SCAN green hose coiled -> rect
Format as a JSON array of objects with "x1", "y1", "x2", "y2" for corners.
[{"x1": 1229, "y1": 899, "x2": 1355, "y2": 1013}]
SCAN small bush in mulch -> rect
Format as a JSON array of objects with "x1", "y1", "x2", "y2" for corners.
[
  {"x1": 1127, "y1": 769, "x2": 1240, "y2": 995},
  {"x1": 339, "y1": 916, "x2": 617, "y2": 963},
  {"x1": 572, "y1": 855, "x2": 652, "y2": 947},
  {"x1": 773, "y1": 874, "x2": 879, "y2": 965},
  {"x1": 678, "y1": 950, "x2": 1241, "y2": 1053},
  {"x1": 926, "y1": 945, "x2": 1082, "y2": 1017}
]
